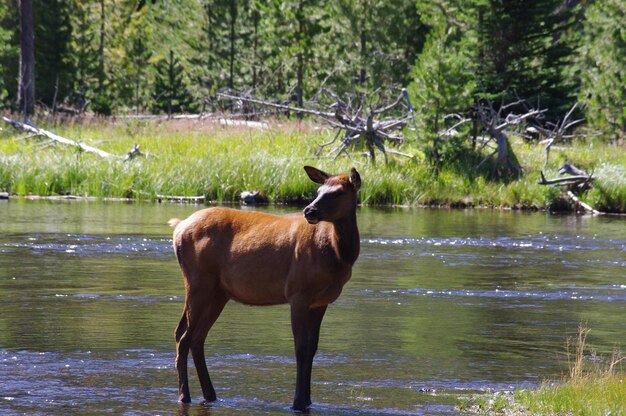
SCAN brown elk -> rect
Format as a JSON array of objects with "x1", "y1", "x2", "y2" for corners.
[{"x1": 168, "y1": 166, "x2": 361, "y2": 411}]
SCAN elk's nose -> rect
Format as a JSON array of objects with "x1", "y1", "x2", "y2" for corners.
[{"x1": 303, "y1": 205, "x2": 320, "y2": 224}]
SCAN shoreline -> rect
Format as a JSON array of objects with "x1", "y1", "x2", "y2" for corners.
[{"x1": 4, "y1": 193, "x2": 623, "y2": 216}]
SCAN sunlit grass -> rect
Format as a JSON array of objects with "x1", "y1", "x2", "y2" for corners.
[
  {"x1": 0, "y1": 117, "x2": 624, "y2": 211},
  {"x1": 460, "y1": 323, "x2": 626, "y2": 416},
  {"x1": 516, "y1": 323, "x2": 625, "y2": 416}
]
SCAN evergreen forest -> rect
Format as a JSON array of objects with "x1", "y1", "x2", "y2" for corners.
[{"x1": 1, "y1": 0, "x2": 624, "y2": 142}]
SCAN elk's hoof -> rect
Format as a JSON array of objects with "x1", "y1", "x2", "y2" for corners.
[
  {"x1": 292, "y1": 399, "x2": 310, "y2": 413},
  {"x1": 178, "y1": 394, "x2": 191, "y2": 404},
  {"x1": 200, "y1": 396, "x2": 217, "y2": 405}
]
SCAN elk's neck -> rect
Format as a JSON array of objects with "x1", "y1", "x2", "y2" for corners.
[{"x1": 332, "y1": 209, "x2": 360, "y2": 265}]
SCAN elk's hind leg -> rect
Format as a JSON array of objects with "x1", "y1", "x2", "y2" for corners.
[
  {"x1": 188, "y1": 287, "x2": 230, "y2": 403},
  {"x1": 175, "y1": 307, "x2": 192, "y2": 403}
]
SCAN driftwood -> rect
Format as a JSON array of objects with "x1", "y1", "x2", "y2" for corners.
[
  {"x1": 157, "y1": 194, "x2": 205, "y2": 203},
  {"x1": 123, "y1": 144, "x2": 143, "y2": 161},
  {"x1": 539, "y1": 164, "x2": 600, "y2": 214},
  {"x1": 219, "y1": 118, "x2": 269, "y2": 129},
  {"x1": 217, "y1": 89, "x2": 414, "y2": 163},
  {"x1": 566, "y1": 190, "x2": 600, "y2": 215},
  {"x1": 539, "y1": 163, "x2": 593, "y2": 187},
  {"x1": 1, "y1": 116, "x2": 140, "y2": 161},
  {"x1": 538, "y1": 173, "x2": 590, "y2": 186}
]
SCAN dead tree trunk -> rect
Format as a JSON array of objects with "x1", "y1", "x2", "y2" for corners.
[
  {"x1": 527, "y1": 103, "x2": 584, "y2": 167},
  {"x1": 475, "y1": 99, "x2": 546, "y2": 177}
]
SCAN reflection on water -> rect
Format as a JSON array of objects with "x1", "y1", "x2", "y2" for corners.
[{"x1": 0, "y1": 200, "x2": 624, "y2": 415}]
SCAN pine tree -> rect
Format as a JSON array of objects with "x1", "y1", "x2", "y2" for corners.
[
  {"x1": 152, "y1": 49, "x2": 190, "y2": 115},
  {"x1": 69, "y1": 0, "x2": 100, "y2": 112},
  {"x1": 33, "y1": 0, "x2": 73, "y2": 110},
  {"x1": 577, "y1": 0, "x2": 625, "y2": 140},
  {"x1": 0, "y1": 0, "x2": 16, "y2": 106},
  {"x1": 476, "y1": 0, "x2": 578, "y2": 115},
  {"x1": 408, "y1": 0, "x2": 477, "y2": 163},
  {"x1": 18, "y1": 0, "x2": 35, "y2": 115}
]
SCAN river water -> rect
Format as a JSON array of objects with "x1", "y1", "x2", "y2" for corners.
[{"x1": 0, "y1": 200, "x2": 624, "y2": 415}]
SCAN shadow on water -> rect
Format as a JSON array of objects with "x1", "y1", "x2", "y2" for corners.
[{"x1": 0, "y1": 201, "x2": 624, "y2": 415}]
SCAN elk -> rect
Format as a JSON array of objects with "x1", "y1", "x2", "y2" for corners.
[{"x1": 168, "y1": 166, "x2": 361, "y2": 411}]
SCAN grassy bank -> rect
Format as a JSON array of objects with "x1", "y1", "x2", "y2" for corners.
[
  {"x1": 461, "y1": 324, "x2": 625, "y2": 415},
  {"x1": 1, "y1": 117, "x2": 625, "y2": 211}
]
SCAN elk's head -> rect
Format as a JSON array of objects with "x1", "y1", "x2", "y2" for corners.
[{"x1": 303, "y1": 166, "x2": 361, "y2": 224}]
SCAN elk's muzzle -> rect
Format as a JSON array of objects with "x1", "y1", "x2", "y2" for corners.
[{"x1": 303, "y1": 205, "x2": 320, "y2": 224}]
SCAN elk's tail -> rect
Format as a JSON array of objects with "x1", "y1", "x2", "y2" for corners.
[{"x1": 168, "y1": 218, "x2": 181, "y2": 228}]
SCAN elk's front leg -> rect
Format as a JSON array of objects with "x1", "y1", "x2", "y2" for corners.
[{"x1": 290, "y1": 301, "x2": 328, "y2": 412}]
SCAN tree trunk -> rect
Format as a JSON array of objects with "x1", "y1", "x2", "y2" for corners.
[
  {"x1": 18, "y1": 0, "x2": 35, "y2": 117},
  {"x1": 490, "y1": 127, "x2": 521, "y2": 177},
  {"x1": 228, "y1": 2, "x2": 237, "y2": 89},
  {"x1": 252, "y1": 7, "x2": 259, "y2": 91},
  {"x1": 359, "y1": 0, "x2": 367, "y2": 84},
  {"x1": 168, "y1": 50, "x2": 174, "y2": 118},
  {"x1": 295, "y1": 0, "x2": 304, "y2": 108}
]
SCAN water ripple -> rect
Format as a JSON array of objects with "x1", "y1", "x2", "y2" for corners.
[
  {"x1": 373, "y1": 286, "x2": 626, "y2": 302},
  {"x1": 363, "y1": 235, "x2": 625, "y2": 253},
  {"x1": 3, "y1": 233, "x2": 624, "y2": 262},
  {"x1": 2, "y1": 233, "x2": 173, "y2": 258}
]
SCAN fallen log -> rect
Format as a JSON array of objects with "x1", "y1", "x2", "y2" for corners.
[
  {"x1": 156, "y1": 194, "x2": 205, "y2": 203},
  {"x1": 538, "y1": 172, "x2": 591, "y2": 186},
  {"x1": 2, "y1": 116, "x2": 116, "y2": 158},
  {"x1": 2, "y1": 116, "x2": 140, "y2": 161},
  {"x1": 539, "y1": 164, "x2": 593, "y2": 187},
  {"x1": 539, "y1": 164, "x2": 601, "y2": 214},
  {"x1": 566, "y1": 190, "x2": 600, "y2": 215},
  {"x1": 219, "y1": 118, "x2": 269, "y2": 129}
]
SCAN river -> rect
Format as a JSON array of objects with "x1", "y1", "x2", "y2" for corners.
[{"x1": 1, "y1": 200, "x2": 624, "y2": 415}]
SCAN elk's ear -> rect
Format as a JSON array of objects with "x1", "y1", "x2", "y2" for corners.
[
  {"x1": 304, "y1": 166, "x2": 329, "y2": 184},
  {"x1": 349, "y1": 167, "x2": 361, "y2": 191}
]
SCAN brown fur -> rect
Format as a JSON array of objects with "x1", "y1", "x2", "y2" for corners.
[{"x1": 170, "y1": 166, "x2": 361, "y2": 411}]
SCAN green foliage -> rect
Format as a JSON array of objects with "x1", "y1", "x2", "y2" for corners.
[
  {"x1": 577, "y1": 0, "x2": 626, "y2": 140},
  {"x1": 0, "y1": 0, "x2": 14, "y2": 106},
  {"x1": 33, "y1": 0, "x2": 74, "y2": 107},
  {"x1": 408, "y1": 2, "x2": 476, "y2": 164},
  {"x1": 475, "y1": 0, "x2": 579, "y2": 115},
  {"x1": 152, "y1": 50, "x2": 191, "y2": 114},
  {"x1": 69, "y1": 0, "x2": 100, "y2": 109},
  {"x1": 0, "y1": 0, "x2": 623, "y2": 154},
  {"x1": 586, "y1": 163, "x2": 626, "y2": 213}
]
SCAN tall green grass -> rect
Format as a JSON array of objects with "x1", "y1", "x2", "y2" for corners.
[
  {"x1": 460, "y1": 323, "x2": 625, "y2": 415},
  {"x1": 1, "y1": 117, "x2": 624, "y2": 211},
  {"x1": 515, "y1": 324, "x2": 625, "y2": 416}
]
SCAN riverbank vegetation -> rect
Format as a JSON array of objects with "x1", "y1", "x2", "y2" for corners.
[
  {"x1": 461, "y1": 324, "x2": 625, "y2": 416},
  {"x1": 1, "y1": 117, "x2": 625, "y2": 212},
  {"x1": 2, "y1": 1, "x2": 624, "y2": 211}
]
